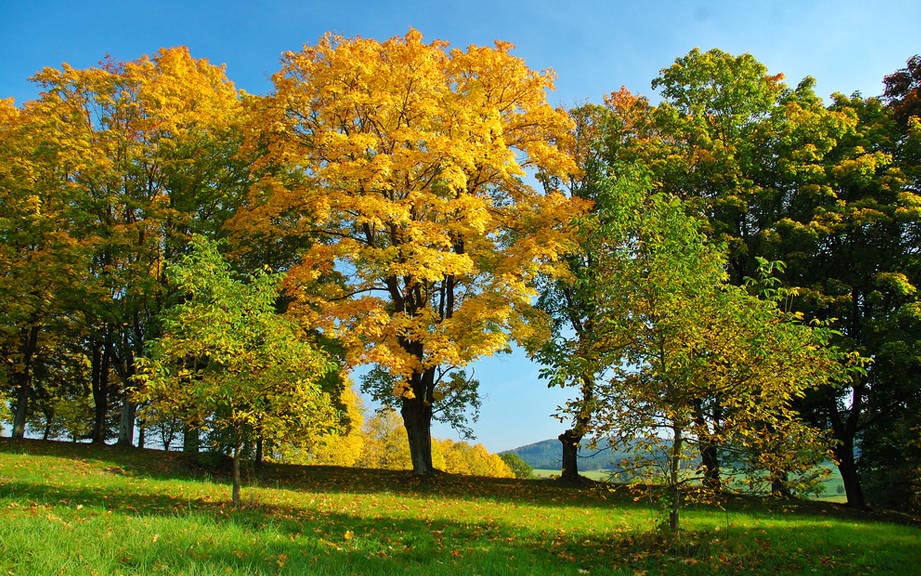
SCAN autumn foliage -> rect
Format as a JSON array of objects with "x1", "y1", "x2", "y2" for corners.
[{"x1": 233, "y1": 30, "x2": 584, "y2": 474}]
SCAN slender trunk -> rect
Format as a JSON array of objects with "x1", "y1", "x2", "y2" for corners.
[
  {"x1": 255, "y1": 438, "x2": 264, "y2": 468},
  {"x1": 559, "y1": 430, "x2": 583, "y2": 482},
  {"x1": 11, "y1": 325, "x2": 40, "y2": 440},
  {"x1": 117, "y1": 398, "x2": 136, "y2": 447},
  {"x1": 116, "y1": 353, "x2": 137, "y2": 447},
  {"x1": 137, "y1": 421, "x2": 145, "y2": 449},
  {"x1": 231, "y1": 444, "x2": 242, "y2": 507},
  {"x1": 668, "y1": 424, "x2": 683, "y2": 536},
  {"x1": 91, "y1": 338, "x2": 110, "y2": 444},
  {"x1": 11, "y1": 384, "x2": 29, "y2": 440}
]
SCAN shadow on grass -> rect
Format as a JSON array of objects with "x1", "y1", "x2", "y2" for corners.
[
  {"x1": 3, "y1": 438, "x2": 918, "y2": 527},
  {"x1": 2, "y1": 474, "x2": 919, "y2": 576},
  {"x1": 0, "y1": 438, "x2": 645, "y2": 510}
]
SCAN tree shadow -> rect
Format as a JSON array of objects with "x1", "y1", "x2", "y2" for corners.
[{"x1": 3, "y1": 476, "x2": 919, "y2": 576}]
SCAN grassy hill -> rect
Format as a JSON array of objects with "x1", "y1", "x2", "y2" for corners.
[{"x1": 1, "y1": 439, "x2": 918, "y2": 575}]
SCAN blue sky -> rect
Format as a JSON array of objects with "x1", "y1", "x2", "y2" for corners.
[{"x1": 2, "y1": 1, "x2": 919, "y2": 452}]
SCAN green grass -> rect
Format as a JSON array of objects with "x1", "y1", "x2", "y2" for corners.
[
  {"x1": 532, "y1": 468, "x2": 614, "y2": 481},
  {"x1": 1, "y1": 440, "x2": 918, "y2": 575}
]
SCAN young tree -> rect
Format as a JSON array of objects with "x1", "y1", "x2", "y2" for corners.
[
  {"x1": 239, "y1": 30, "x2": 582, "y2": 475},
  {"x1": 588, "y1": 175, "x2": 845, "y2": 536},
  {"x1": 135, "y1": 236, "x2": 339, "y2": 506}
]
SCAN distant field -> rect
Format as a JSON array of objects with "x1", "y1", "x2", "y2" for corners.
[
  {"x1": 532, "y1": 468, "x2": 614, "y2": 481},
  {"x1": 533, "y1": 466, "x2": 849, "y2": 503},
  {"x1": 1, "y1": 440, "x2": 917, "y2": 575}
]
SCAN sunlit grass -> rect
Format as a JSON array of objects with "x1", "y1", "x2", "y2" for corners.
[{"x1": 1, "y1": 439, "x2": 917, "y2": 575}]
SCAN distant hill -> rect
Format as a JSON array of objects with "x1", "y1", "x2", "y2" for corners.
[
  {"x1": 503, "y1": 437, "x2": 621, "y2": 471},
  {"x1": 504, "y1": 437, "x2": 676, "y2": 473}
]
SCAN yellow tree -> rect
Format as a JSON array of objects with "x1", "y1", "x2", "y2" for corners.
[
  {"x1": 22, "y1": 48, "x2": 246, "y2": 445},
  {"x1": 0, "y1": 98, "x2": 93, "y2": 439},
  {"x1": 237, "y1": 30, "x2": 583, "y2": 475}
]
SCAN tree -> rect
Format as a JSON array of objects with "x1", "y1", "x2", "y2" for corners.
[
  {"x1": 604, "y1": 48, "x2": 900, "y2": 508},
  {"x1": 242, "y1": 30, "x2": 582, "y2": 475},
  {"x1": 14, "y1": 47, "x2": 247, "y2": 447},
  {"x1": 0, "y1": 98, "x2": 91, "y2": 440},
  {"x1": 883, "y1": 55, "x2": 921, "y2": 127},
  {"x1": 271, "y1": 380, "x2": 366, "y2": 467},
  {"x1": 499, "y1": 451, "x2": 534, "y2": 479},
  {"x1": 531, "y1": 103, "x2": 610, "y2": 482},
  {"x1": 135, "y1": 236, "x2": 338, "y2": 506},
  {"x1": 587, "y1": 175, "x2": 845, "y2": 535},
  {"x1": 357, "y1": 408, "x2": 412, "y2": 470}
]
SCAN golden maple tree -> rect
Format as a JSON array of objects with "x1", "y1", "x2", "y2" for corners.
[{"x1": 233, "y1": 30, "x2": 585, "y2": 474}]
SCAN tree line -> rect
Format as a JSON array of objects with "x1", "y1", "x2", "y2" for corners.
[{"x1": 1, "y1": 32, "x2": 918, "y2": 528}]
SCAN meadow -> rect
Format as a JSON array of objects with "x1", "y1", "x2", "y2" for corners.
[{"x1": 1, "y1": 439, "x2": 917, "y2": 575}]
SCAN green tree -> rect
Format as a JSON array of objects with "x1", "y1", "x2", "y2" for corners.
[
  {"x1": 609, "y1": 48, "x2": 903, "y2": 508},
  {"x1": 135, "y1": 236, "x2": 338, "y2": 506},
  {"x1": 531, "y1": 103, "x2": 611, "y2": 482},
  {"x1": 499, "y1": 451, "x2": 534, "y2": 479},
  {"x1": 588, "y1": 175, "x2": 845, "y2": 535}
]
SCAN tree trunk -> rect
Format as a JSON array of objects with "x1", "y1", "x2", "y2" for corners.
[
  {"x1": 231, "y1": 444, "x2": 242, "y2": 507},
  {"x1": 11, "y1": 383, "x2": 29, "y2": 440},
  {"x1": 90, "y1": 337, "x2": 110, "y2": 444},
  {"x1": 836, "y1": 438, "x2": 866, "y2": 508},
  {"x1": 668, "y1": 424, "x2": 683, "y2": 537},
  {"x1": 402, "y1": 395, "x2": 434, "y2": 475},
  {"x1": 828, "y1": 383, "x2": 866, "y2": 508},
  {"x1": 183, "y1": 426, "x2": 200, "y2": 454},
  {"x1": 559, "y1": 373, "x2": 595, "y2": 482},
  {"x1": 694, "y1": 399, "x2": 721, "y2": 492},
  {"x1": 698, "y1": 442, "x2": 721, "y2": 491},
  {"x1": 771, "y1": 471, "x2": 792, "y2": 498},
  {"x1": 559, "y1": 429, "x2": 583, "y2": 482},
  {"x1": 10, "y1": 325, "x2": 40, "y2": 440},
  {"x1": 117, "y1": 397, "x2": 136, "y2": 447}
]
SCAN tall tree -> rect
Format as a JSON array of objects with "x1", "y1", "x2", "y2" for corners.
[
  {"x1": 19, "y1": 48, "x2": 246, "y2": 445},
  {"x1": 606, "y1": 49, "x2": 895, "y2": 506},
  {"x1": 135, "y1": 236, "x2": 338, "y2": 506},
  {"x1": 0, "y1": 98, "x2": 91, "y2": 439},
  {"x1": 241, "y1": 30, "x2": 582, "y2": 475}
]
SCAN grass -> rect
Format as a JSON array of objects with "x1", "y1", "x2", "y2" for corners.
[
  {"x1": 532, "y1": 468, "x2": 613, "y2": 481},
  {"x1": 1, "y1": 439, "x2": 918, "y2": 575}
]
